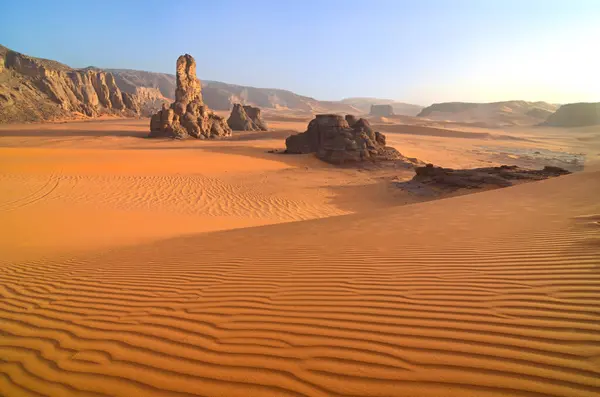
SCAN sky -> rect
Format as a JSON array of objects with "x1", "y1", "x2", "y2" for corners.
[{"x1": 1, "y1": 0, "x2": 598, "y2": 105}]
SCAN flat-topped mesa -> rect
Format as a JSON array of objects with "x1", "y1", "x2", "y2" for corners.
[
  {"x1": 285, "y1": 114, "x2": 403, "y2": 164},
  {"x1": 227, "y1": 103, "x2": 268, "y2": 131},
  {"x1": 149, "y1": 54, "x2": 231, "y2": 139},
  {"x1": 370, "y1": 104, "x2": 394, "y2": 117}
]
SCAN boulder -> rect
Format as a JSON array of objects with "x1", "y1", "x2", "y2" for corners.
[
  {"x1": 243, "y1": 105, "x2": 268, "y2": 130},
  {"x1": 370, "y1": 104, "x2": 394, "y2": 117},
  {"x1": 226, "y1": 103, "x2": 268, "y2": 131},
  {"x1": 227, "y1": 103, "x2": 253, "y2": 131},
  {"x1": 285, "y1": 114, "x2": 404, "y2": 164},
  {"x1": 148, "y1": 54, "x2": 231, "y2": 139}
]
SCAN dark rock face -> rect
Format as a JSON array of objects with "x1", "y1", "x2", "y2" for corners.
[
  {"x1": 148, "y1": 54, "x2": 231, "y2": 139},
  {"x1": 285, "y1": 114, "x2": 404, "y2": 164},
  {"x1": 410, "y1": 164, "x2": 570, "y2": 190},
  {"x1": 226, "y1": 103, "x2": 268, "y2": 131},
  {"x1": 370, "y1": 104, "x2": 395, "y2": 117}
]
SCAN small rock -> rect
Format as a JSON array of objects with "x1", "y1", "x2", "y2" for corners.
[{"x1": 227, "y1": 103, "x2": 268, "y2": 131}]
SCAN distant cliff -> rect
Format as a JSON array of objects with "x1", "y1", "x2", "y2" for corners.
[
  {"x1": 542, "y1": 103, "x2": 600, "y2": 127},
  {"x1": 0, "y1": 45, "x2": 168, "y2": 123},
  {"x1": 2, "y1": 45, "x2": 425, "y2": 124},
  {"x1": 107, "y1": 69, "x2": 360, "y2": 113},
  {"x1": 417, "y1": 101, "x2": 559, "y2": 126}
]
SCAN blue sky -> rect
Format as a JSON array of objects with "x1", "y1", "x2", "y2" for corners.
[{"x1": 1, "y1": 0, "x2": 598, "y2": 105}]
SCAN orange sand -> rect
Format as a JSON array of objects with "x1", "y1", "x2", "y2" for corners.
[{"x1": 0, "y1": 116, "x2": 598, "y2": 396}]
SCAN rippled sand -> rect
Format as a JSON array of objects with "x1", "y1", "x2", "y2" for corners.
[{"x1": 0, "y1": 117, "x2": 598, "y2": 396}]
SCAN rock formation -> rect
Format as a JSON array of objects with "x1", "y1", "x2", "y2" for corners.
[
  {"x1": 1, "y1": 45, "x2": 374, "y2": 123},
  {"x1": 0, "y1": 45, "x2": 168, "y2": 123},
  {"x1": 543, "y1": 103, "x2": 600, "y2": 127},
  {"x1": 345, "y1": 114, "x2": 359, "y2": 127},
  {"x1": 403, "y1": 164, "x2": 570, "y2": 192},
  {"x1": 370, "y1": 104, "x2": 395, "y2": 117},
  {"x1": 227, "y1": 103, "x2": 268, "y2": 131},
  {"x1": 149, "y1": 54, "x2": 231, "y2": 139},
  {"x1": 285, "y1": 114, "x2": 405, "y2": 164},
  {"x1": 243, "y1": 105, "x2": 268, "y2": 131}
]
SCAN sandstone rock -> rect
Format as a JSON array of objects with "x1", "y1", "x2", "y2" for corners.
[
  {"x1": 227, "y1": 103, "x2": 268, "y2": 131},
  {"x1": 227, "y1": 103, "x2": 254, "y2": 131},
  {"x1": 121, "y1": 92, "x2": 139, "y2": 113},
  {"x1": 410, "y1": 164, "x2": 570, "y2": 191},
  {"x1": 345, "y1": 114, "x2": 358, "y2": 127},
  {"x1": 148, "y1": 54, "x2": 231, "y2": 139},
  {"x1": 243, "y1": 105, "x2": 268, "y2": 130},
  {"x1": 370, "y1": 104, "x2": 394, "y2": 117},
  {"x1": 285, "y1": 114, "x2": 404, "y2": 164},
  {"x1": 106, "y1": 73, "x2": 125, "y2": 110},
  {"x1": 175, "y1": 54, "x2": 202, "y2": 106},
  {"x1": 0, "y1": 45, "x2": 143, "y2": 123}
]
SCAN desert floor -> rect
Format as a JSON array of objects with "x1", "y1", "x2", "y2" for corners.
[{"x1": 0, "y1": 115, "x2": 599, "y2": 396}]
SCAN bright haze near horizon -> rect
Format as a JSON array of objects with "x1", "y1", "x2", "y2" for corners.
[{"x1": 1, "y1": 0, "x2": 598, "y2": 105}]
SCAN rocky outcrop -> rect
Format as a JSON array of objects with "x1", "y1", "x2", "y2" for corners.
[
  {"x1": 0, "y1": 45, "x2": 368, "y2": 123},
  {"x1": 543, "y1": 103, "x2": 600, "y2": 127},
  {"x1": 370, "y1": 104, "x2": 395, "y2": 117},
  {"x1": 227, "y1": 103, "x2": 268, "y2": 131},
  {"x1": 243, "y1": 105, "x2": 268, "y2": 130},
  {"x1": 106, "y1": 69, "x2": 363, "y2": 113},
  {"x1": 0, "y1": 45, "x2": 153, "y2": 123},
  {"x1": 285, "y1": 114, "x2": 405, "y2": 164},
  {"x1": 149, "y1": 54, "x2": 231, "y2": 139},
  {"x1": 404, "y1": 164, "x2": 570, "y2": 191},
  {"x1": 227, "y1": 104, "x2": 253, "y2": 131},
  {"x1": 345, "y1": 114, "x2": 359, "y2": 127}
]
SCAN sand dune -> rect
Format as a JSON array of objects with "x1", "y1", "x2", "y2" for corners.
[
  {"x1": 1, "y1": 116, "x2": 599, "y2": 396},
  {"x1": 0, "y1": 168, "x2": 598, "y2": 396},
  {"x1": 373, "y1": 123, "x2": 527, "y2": 141}
]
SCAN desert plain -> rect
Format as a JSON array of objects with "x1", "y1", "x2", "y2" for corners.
[{"x1": 0, "y1": 112, "x2": 599, "y2": 396}]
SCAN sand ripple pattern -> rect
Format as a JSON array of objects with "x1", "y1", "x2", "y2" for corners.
[
  {"x1": 0, "y1": 173, "x2": 344, "y2": 220},
  {"x1": 0, "y1": 174, "x2": 60, "y2": 213},
  {"x1": 1, "y1": 182, "x2": 599, "y2": 396}
]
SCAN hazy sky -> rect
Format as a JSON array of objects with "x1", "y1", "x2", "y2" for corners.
[{"x1": 1, "y1": 0, "x2": 598, "y2": 105}]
